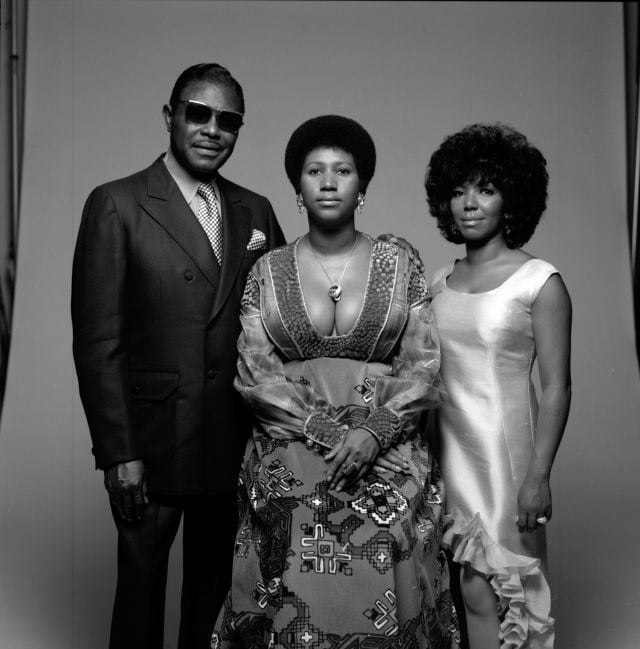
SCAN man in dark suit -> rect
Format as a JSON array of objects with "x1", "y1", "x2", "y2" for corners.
[{"x1": 71, "y1": 63, "x2": 285, "y2": 649}]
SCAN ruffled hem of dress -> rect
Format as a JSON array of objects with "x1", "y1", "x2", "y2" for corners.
[{"x1": 442, "y1": 510, "x2": 555, "y2": 649}]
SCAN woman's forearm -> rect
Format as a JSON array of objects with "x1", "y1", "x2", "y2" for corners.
[{"x1": 527, "y1": 381, "x2": 572, "y2": 477}]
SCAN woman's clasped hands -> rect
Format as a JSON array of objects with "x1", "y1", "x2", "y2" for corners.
[
  {"x1": 324, "y1": 429, "x2": 411, "y2": 491},
  {"x1": 324, "y1": 427, "x2": 379, "y2": 491}
]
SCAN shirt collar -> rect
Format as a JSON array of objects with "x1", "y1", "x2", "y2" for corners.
[{"x1": 163, "y1": 148, "x2": 218, "y2": 206}]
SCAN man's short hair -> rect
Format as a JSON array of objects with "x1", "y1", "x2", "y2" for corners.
[{"x1": 169, "y1": 63, "x2": 245, "y2": 113}]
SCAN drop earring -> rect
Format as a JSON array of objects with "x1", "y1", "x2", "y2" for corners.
[
  {"x1": 503, "y1": 213, "x2": 512, "y2": 238},
  {"x1": 297, "y1": 194, "x2": 305, "y2": 214},
  {"x1": 357, "y1": 193, "x2": 365, "y2": 214}
]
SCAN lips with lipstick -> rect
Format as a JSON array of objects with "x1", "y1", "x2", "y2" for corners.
[{"x1": 460, "y1": 216, "x2": 483, "y2": 226}]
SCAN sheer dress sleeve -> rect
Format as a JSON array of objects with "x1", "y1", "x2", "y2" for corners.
[
  {"x1": 234, "y1": 255, "x2": 445, "y2": 452},
  {"x1": 359, "y1": 263, "x2": 445, "y2": 450},
  {"x1": 234, "y1": 268, "x2": 350, "y2": 450}
]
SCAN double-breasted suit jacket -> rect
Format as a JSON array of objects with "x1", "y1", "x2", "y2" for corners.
[{"x1": 72, "y1": 157, "x2": 286, "y2": 495}]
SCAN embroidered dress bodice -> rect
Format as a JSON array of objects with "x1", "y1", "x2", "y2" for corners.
[{"x1": 247, "y1": 237, "x2": 425, "y2": 362}]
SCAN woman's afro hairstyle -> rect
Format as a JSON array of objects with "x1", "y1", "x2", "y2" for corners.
[
  {"x1": 425, "y1": 123, "x2": 549, "y2": 248},
  {"x1": 284, "y1": 114, "x2": 376, "y2": 194}
]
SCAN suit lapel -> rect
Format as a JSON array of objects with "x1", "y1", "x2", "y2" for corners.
[
  {"x1": 140, "y1": 157, "x2": 220, "y2": 290},
  {"x1": 210, "y1": 175, "x2": 251, "y2": 320}
]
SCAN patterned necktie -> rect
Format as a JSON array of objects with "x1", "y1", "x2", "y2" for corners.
[{"x1": 196, "y1": 183, "x2": 223, "y2": 264}]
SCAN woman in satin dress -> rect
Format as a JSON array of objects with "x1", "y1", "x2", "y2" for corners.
[
  {"x1": 211, "y1": 115, "x2": 458, "y2": 648},
  {"x1": 425, "y1": 123, "x2": 572, "y2": 649}
]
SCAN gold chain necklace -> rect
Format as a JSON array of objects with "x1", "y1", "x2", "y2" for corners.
[{"x1": 306, "y1": 233, "x2": 360, "y2": 302}]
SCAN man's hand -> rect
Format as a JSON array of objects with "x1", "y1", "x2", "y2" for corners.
[
  {"x1": 376, "y1": 234, "x2": 424, "y2": 273},
  {"x1": 104, "y1": 459, "x2": 148, "y2": 523}
]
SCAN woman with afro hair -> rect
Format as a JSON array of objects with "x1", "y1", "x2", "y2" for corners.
[
  {"x1": 425, "y1": 123, "x2": 572, "y2": 649},
  {"x1": 211, "y1": 115, "x2": 459, "y2": 648}
]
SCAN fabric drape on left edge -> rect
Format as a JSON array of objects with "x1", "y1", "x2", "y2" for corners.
[
  {"x1": 625, "y1": 2, "x2": 640, "y2": 368},
  {"x1": 0, "y1": 0, "x2": 27, "y2": 417}
]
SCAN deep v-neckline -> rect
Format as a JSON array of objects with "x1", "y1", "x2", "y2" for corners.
[
  {"x1": 293, "y1": 234, "x2": 374, "y2": 339},
  {"x1": 264, "y1": 239, "x2": 401, "y2": 361}
]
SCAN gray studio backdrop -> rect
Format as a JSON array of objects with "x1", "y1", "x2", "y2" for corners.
[{"x1": 0, "y1": 2, "x2": 637, "y2": 648}]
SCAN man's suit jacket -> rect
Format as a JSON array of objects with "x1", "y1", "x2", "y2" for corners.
[{"x1": 71, "y1": 157, "x2": 286, "y2": 495}]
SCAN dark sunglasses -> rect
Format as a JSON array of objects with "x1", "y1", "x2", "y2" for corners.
[{"x1": 177, "y1": 100, "x2": 244, "y2": 134}]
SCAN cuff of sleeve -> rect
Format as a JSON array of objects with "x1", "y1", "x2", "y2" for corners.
[
  {"x1": 303, "y1": 413, "x2": 348, "y2": 450},
  {"x1": 361, "y1": 407, "x2": 401, "y2": 451}
]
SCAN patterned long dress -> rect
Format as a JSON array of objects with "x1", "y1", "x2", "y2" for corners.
[{"x1": 212, "y1": 237, "x2": 458, "y2": 649}]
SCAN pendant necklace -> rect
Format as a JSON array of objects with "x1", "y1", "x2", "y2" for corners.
[{"x1": 306, "y1": 233, "x2": 360, "y2": 302}]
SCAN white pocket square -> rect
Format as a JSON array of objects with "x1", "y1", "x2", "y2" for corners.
[{"x1": 247, "y1": 228, "x2": 267, "y2": 251}]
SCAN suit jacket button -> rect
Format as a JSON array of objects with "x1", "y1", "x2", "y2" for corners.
[
  {"x1": 207, "y1": 369, "x2": 216, "y2": 379},
  {"x1": 184, "y1": 270, "x2": 194, "y2": 281}
]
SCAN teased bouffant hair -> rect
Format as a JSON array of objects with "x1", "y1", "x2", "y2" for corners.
[
  {"x1": 169, "y1": 63, "x2": 245, "y2": 113},
  {"x1": 284, "y1": 115, "x2": 376, "y2": 194},
  {"x1": 425, "y1": 123, "x2": 549, "y2": 248}
]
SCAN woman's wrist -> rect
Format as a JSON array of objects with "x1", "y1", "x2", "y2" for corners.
[
  {"x1": 526, "y1": 460, "x2": 552, "y2": 480},
  {"x1": 361, "y1": 407, "x2": 401, "y2": 451},
  {"x1": 354, "y1": 424, "x2": 382, "y2": 450}
]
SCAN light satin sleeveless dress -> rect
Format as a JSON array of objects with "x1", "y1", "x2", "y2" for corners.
[{"x1": 429, "y1": 258, "x2": 559, "y2": 649}]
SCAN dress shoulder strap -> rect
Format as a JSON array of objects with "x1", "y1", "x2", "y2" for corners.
[
  {"x1": 510, "y1": 258, "x2": 560, "y2": 303},
  {"x1": 429, "y1": 262, "x2": 455, "y2": 295}
]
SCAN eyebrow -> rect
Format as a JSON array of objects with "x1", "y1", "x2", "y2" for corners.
[{"x1": 303, "y1": 159, "x2": 354, "y2": 166}]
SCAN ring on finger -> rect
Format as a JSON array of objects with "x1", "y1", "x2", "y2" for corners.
[
  {"x1": 536, "y1": 516, "x2": 548, "y2": 525},
  {"x1": 342, "y1": 461, "x2": 359, "y2": 477}
]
